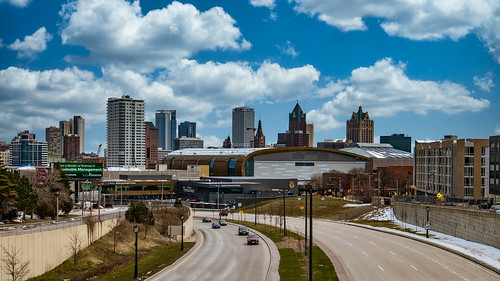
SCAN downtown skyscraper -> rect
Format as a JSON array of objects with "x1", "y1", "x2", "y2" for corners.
[
  {"x1": 106, "y1": 95, "x2": 145, "y2": 168},
  {"x1": 156, "y1": 110, "x2": 176, "y2": 151},
  {"x1": 232, "y1": 106, "x2": 255, "y2": 148}
]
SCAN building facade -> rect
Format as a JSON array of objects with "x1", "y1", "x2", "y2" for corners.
[
  {"x1": 346, "y1": 106, "x2": 374, "y2": 143},
  {"x1": 156, "y1": 110, "x2": 176, "y2": 151},
  {"x1": 380, "y1": 133, "x2": 411, "y2": 153},
  {"x1": 414, "y1": 136, "x2": 489, "y2": 200},
  {"x1": 277, "y1": 103, "x2": 309, "y2": 147},
  {"x1": 317, "y1": 139, "x2": 349, "y2": 150},
  {"x1": 0, "y1": 142, "x2": 9, "y2": 167},
  {"x1": 145, "y1": 122, "x2": 159, "y2": 169},
  {"x1": 63, "y1": 135, "x2": 80, "y2": 160},
  {"x1": 9, "y1": 130, "x2": 48, "y2": 166},
  {"x1": 306, "y1": 123, "x2": 314, "y2": 147},
  {"x1": 232, "y1": 106, "x2": 255, "y2": 148},
  {"x1": 174, "y1": 137, "x2": 204, "y2": 150},
  {"x1": 106, "y1": 95, "x2": 145, "y2": 168},
  {"x1": 178, "y1": 121, "x2": 196, "y2": 138},
  {"x1": 490, "y1": 135, "x2": 500, "y2": 196},
  {"x1": 45, "y1": 126, "x2": 62, "y2": 159}
]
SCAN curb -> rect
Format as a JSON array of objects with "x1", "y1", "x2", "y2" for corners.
[{"x1": 340, "y1": 221, "x2": 500, "y2": 276}]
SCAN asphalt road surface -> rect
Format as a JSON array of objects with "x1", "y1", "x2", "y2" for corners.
[
  {"x1": 148, "y1": 219, "x2": 271, "y2": 281},
  {"x1": 287, "y1": 216, "x2": 499, "y2": 281},
  {"x1": 194, "y1": 211, "x2": 499, "y2": 281}
]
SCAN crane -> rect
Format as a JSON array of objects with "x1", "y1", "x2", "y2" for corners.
[{"x1": 96, "y1": 144, "x2": 102, "y2": 161}]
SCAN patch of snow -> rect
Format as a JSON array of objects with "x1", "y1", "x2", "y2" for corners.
[{"x1": 343, "y1": 203, "x2": 372, "y2": 208}]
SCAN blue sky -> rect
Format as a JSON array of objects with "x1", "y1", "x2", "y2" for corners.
[{"x1": 1, "y1": 0, "x2": 499, "y2": 153}]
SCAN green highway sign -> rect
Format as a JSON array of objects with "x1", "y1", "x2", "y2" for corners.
[{"x1": 57, "y1": 162, "x2": 103, "y2": 179}]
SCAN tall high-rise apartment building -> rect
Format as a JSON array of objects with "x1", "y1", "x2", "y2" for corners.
[
  {"x1": 178, "y1": 121, "x2": 196, "y2": 138},
  {"x1": 46, "y1": 126, "x2": 62, "y2": 159},
  {"x1": 306, "y1": 123, "x2": 314, "y2": 147},
  {"x1": 10, "y1": 130, "x2": 48, "y2": 166},
  {"x1": 381, "y1": 133, "x2": 411, "y2": 153},
  {"x1": 414, "y1": 136, "x2": 489, "y2": 200},
  {"x1": 107, "y1": 95, "x2": 145, "y2": 168},
  {"x1": 277, "y1": 103, "x2": 309, "y2": 147},
  {"x1": 346, "y1": 106, "x2": 374, "y2": 143},
  {"x1": 0, "y1": 142, "x2": 10, "y2": 167},
  {"x1": 145, "y1": 122, "x2": 159, "y2": 169},
  {"x1": 71, "y1": 116, "x2": 85, "y2": 153},
  {"x1": 156, "y1": 110, "x2": 176, "y2": 151},
  {"x1": 232, "y1": 106, "x2": 255, "y2": 148},
  {"x1": 63, "y1": 135, "x2": 80, "y2": 160}
]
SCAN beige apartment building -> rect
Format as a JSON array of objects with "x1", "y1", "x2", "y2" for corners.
[{"x1": 415, "y1": 136, "x2": 489, "y2": 200}]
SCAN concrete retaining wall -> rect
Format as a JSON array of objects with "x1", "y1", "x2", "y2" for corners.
[
  {"x1": 0, "y1": 219, "x2": 117, "y2": 281},
  {"x1": 393, "y1": 202, "x2": 500, "y2": 249}
]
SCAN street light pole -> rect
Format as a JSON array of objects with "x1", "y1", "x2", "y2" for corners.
[
  {"x1": 55, "y1": 190, "x2": 60, "y2": 222},
  {"x1": 309, "y1": 187, "x2": 313, "y2": 281},
  {"x1": 133, "y1": 225, "x2": 140, "y2": 279},
  {"x1": 283, "y1": 185, "x2": 286, "y2": 236},
  {"x1": 254, "y1": 190, "x2": 257, "y2": 225},
  {"x1": 180, "y1": 214, "x2": 185, "y2": 251},
  {"x1": 426, "y1": 206, "x2": 430, "y2": 238}
]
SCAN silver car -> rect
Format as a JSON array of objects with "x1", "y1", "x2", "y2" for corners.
[{"x1": 489, "y1": 204, "x2": 500, "y2": 214}]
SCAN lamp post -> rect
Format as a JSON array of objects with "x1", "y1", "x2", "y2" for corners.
[
  {"x1": 180, "y1": 214, "x2": 185, "y2": 251},
  {"x1": 395, "y1": 179, "x2": 399, "y2": 196},
  {"x1": 299, "y1": 184, "x2": 325, "y2": 281},
  {"x1": 54, "y1": 190, "x2": 60, "y2": 222},
  {"x1": 283, "y1": 185, "x2": 287, "y2": 236},
  {"x1": 425, "y1": 206, "x2": 431, "y2": 238},
  {"x1": 297, "y1": 191, "x2": 308, "y2": 256},
  {"x1": 254, "y1": 190, "x2": 258, "y2": 225},
  {"x1": 133, "y1": 225, "x2": 140, "y2": 279}
]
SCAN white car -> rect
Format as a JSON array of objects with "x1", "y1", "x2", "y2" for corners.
[{"x1": 489, "y1": 203, "x2": 500, "y2": 214}]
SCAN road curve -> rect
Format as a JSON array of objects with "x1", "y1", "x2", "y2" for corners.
[
  {"x1": 287, "y1": 217, "x2": 499, "y2": 281},
  {"x1": 148, "y1": 220, "x2": 271, "y2": 281}
]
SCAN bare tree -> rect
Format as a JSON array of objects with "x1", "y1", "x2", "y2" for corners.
[
  {"x1": 107, "y1": 213, "x2": 122, "y2": 253},
  {"x1": 67, "y1": 230, "x2": 83, "y2": 266},
  {"x1": 1, "y1": 245, "x2": 30, "y2": 281},
  {"x1": 309, "y1": 173, "x2": 323, "y2": 189}
]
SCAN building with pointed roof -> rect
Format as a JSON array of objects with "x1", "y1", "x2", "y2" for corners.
[
  {"x1": 253, "y1": 119, "x2": 266, "y2": 148},
  {"x1": 277, "y1": 102, "x2": 310, "y2": 147},
  {"x1": 346, "y1": 106, "x2": 374, "y2": 143}
]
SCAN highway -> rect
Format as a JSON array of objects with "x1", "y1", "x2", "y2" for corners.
[
  {"x1": 194, "y1": 211, "x2": 499, "y2": 281},
  {"x1": 148, "y1": 219, "x2": 272, "y2": 281}
]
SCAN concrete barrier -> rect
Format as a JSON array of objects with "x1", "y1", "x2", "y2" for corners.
[{"x1": 393, "y1": 202, "x2": 500, "y2": 249}]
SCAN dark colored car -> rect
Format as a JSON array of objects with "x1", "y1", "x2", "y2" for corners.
[
  {"x1": 212, "y1": 222, "x2": 221, "y2": 229},
  {"x1": 219, "y1": 219, "x2": 227, "y2": 226},
  {"x1": 202, "y1": 217, "x2": 211, "y2": 223},
  {"x1": 247, "y1": 234, "x2": 259, "y2": 245},
  {"x1": 238, "y1": 226, "x2": 249, "y2": 235}
]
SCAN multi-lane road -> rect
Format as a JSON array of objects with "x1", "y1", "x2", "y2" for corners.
[
  {"x1": 162, "y1": 211, "x2": 499, "y2": 281},
  {"x1": 148, "y1": 219, "x2": 272, "y2": 281}
]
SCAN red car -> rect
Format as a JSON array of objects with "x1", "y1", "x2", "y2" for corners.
[{"x1": 247, "y1": 234, "x2": 259, "y2": 245}]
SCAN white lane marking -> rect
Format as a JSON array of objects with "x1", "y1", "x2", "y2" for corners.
[
  {"x1": 369, "y1": 241, "x2": 376, "y2": 246},
  {"x1": 389, "y1": 251, "x2": 396, "y2": 256},
  {"x1": 378, "y1": 265, "x2": 384, "y2": 271},
  {"x1": 187, "y1": 230, "x2": 224, "y2": 281},
  {"x1": 346, "y1": 242, "x2": 353, "y2": 246},
  {"x1": 362, "y1": 251, "x2": 368, "y2": 256},
  {"x1": 215, "y1": 258, "x2": 236, "y2": 281},
  {"x1": 410, "y1": 265, "x2": 418, "y2": 271},
  {"x1": 353, "y1": 235, "x2": 359, "y2": 239}
]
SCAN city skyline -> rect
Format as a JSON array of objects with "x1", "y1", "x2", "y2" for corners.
[{"x1": 1, "y1": 0, "x2": 499, "y2": 152}]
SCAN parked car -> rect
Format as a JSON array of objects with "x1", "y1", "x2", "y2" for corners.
[
  {"x1": 219, "y1": 219, "x2": 227, "y2": 226},
  {"x1": 212, "y1": 222, "x2": 221, "y2": 229},
  {"x1": 247, "y1": 234, "x2": 259, "y2": 245},
  {"x1": 202, "y1": 217, "x2": 211, "y2": 223},
  {"x1": 219, "y1": 210, "x2": 229, "y2": 217},
  {"x1": 489, "y1": 203, "x2": 500, "y2": 214},
  {"x1": 238, "y1": 226, "x2": 249, "y2": 235}
]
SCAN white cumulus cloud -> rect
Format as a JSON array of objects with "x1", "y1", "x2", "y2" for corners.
[
  {"x1": 308, "y1": 58, "x2": 490, "y2": 132},
  {"x1": 250, "y1": 0, "x2": 276, "y2": 9},
  {"x1": 8, "y1": 27, "x2": 52, "y2": 59},
  {"x1": 60, "y1": 0, "x2": 251, "y2": 72},
  {"x1": 277, "y1": 40, "x2": 298, "y2": 58},
  {"x1": 0, "y1": 0, "x2": 30, "y2": 7},
  {"x1": 473, "y1": 72, "x2": 494, "y2": 92},
  {"x1": 290, "y1": 0, "x2": 500, "y2": 63}
]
